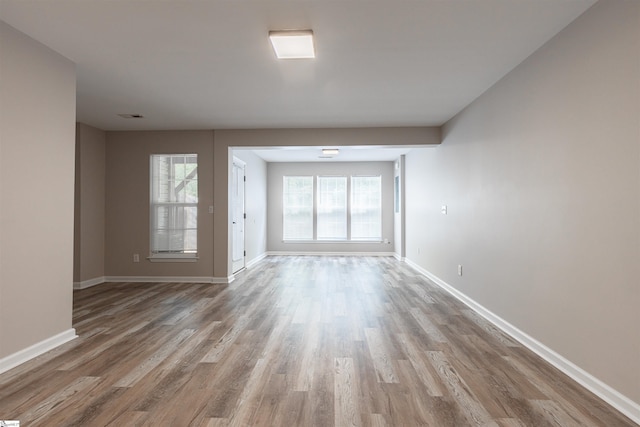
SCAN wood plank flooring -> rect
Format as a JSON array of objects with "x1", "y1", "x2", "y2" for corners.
[{"x1": 0, "y1": 256, "x2": 635, "y2": 426}]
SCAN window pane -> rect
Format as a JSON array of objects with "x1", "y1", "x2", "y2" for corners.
[
  {"x1": 151, "y1": 205, "x2": 198, "y2": 252},
  {"x1": 351, "y1": 176, "x2": 382, "y2": 240},
  {"x1": 150, "y1": 154, "x2": 198, "y2": 254},
  {"x1": 182, "y1": 229, "x2": 198, "y2": 253},
  {"x1": 151, "y1": 230, "x2": 169, "y2": 253},
  {"x1": 317, "y1": 176, "x2": 347, "y2": 240},
  {"x1": 283, "y1": 176, "x2": 313, "y2": 240},
  {"x1": 185, "y1": 180, "x2": 198, "y2": 201}
]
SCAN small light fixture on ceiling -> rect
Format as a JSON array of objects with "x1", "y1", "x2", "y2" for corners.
[
  {"x1": 269, "y1": 30, "x2": 315, "y2": 59},
  {"x1": 322, "y1": 148, "x2": 339, "y2": 156}
]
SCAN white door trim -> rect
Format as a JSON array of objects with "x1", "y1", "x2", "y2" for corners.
[{"x1": 231, "y1": 157, "x2": 246, "y2": 273}]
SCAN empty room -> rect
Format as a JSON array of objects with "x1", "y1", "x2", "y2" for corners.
[{"x1": 0, "y1": 0, "x2": 638, "y2": 426}]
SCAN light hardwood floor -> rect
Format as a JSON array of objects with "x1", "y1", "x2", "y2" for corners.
[{"x1": 0, "y1": 256, "x2": 635, "y2": 426}]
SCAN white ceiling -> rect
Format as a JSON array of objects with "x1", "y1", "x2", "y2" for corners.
[
  {"x1": 238, "y1": 145, "x2": 424, "y2": 163},
  {"x1": 0, "y1": 0, "x2": 596, "y2": 133}
]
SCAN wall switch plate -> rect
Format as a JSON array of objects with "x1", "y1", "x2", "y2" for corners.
[
  {"x1": 133, "y1": 253, "x2": 140, "y2": 263},
  {"x1": 441, "y1": 205, "x2": 448, "y2": 215},
  {"x1": 458, "y1": 264, "x2": 463, "y2": 276},
  {"x1": 208, "y1": 205, "x2": 214, "y2": 214}
]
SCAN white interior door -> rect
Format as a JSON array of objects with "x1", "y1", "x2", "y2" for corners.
[{"x1": 232, "y1": 158, "x2": 246, "y2": 273}]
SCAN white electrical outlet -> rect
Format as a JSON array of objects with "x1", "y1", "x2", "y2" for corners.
[
  {"x1": 441, "y1": 205, "x2": 448, "y2": 215},
  {"x1": 458, "y1": 265, "x2": 463, "y2": 276},
  {"x1": 133, "y1": 253, "x2": 140, "y2": 263}
]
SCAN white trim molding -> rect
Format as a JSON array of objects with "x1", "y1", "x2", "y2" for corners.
[
  {"x1": 104, "y1": 276, "x2": 234, "y2": 284},
  {"x1": 267, "y1": 251, "x2": 396, "y2": 257},
  {"x1": 73, "y1": 276, "x2": 106, "y2": 290},
  {"x1": 246, "y1": 253, "x2": 268, "y2": 269},
  {"x1": 0, "y1": 328, "x2": 77, "y2": 375},
  {"x1": 393, "y1": 253, "x2": 406, "y2": 262},
  {"x1": 403, "y1": 258, "x2": 640, "y2": 425},
  {"x1": 211, "y1": 275, "x2": 235, "y2": 284}
]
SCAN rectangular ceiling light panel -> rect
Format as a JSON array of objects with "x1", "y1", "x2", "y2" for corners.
[{"x1": 269, "y1": 30, "x2": 315, "y2": 59}]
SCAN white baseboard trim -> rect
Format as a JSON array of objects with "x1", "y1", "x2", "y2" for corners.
[
  {"x1": 0, "y1": 328, "x2": 77, "y2": 375},
  {"x1": 104, "y1": 276, "x2": 234, "y2": 284},
  {"x1": 73, "y1": 276, "x2": 106, "y2": 290},
  {"x1": 393, "y1": 253, "x2": 406, "y2": 262},
  {"x1": 246, "y1": 253, "x2": 268, "y2": 269},
  {"x1": 212, "y1": 275, "x2": 235, "y2": 284},
  {"x1": 403, "y1": 258, "x2": 640, "y2": 425},
  {"x1": 267, "y1": 251, "x2": 396, "y2": 257}
]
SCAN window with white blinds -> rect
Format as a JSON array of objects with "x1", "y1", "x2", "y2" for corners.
[
  {"x1": 283, "y1": 174, "x2": 382, "y2": 242},
  {"x1": 351, "y1": 176, "x2": 382, "y2": 240},
  {"x1": 150, "y1": 154, "x2": 198, "y2": 258},
  {"x1": 283, "y1": 176, "x2": 314, "y2": 240},
  {"x1": 317, "y1": 176, "x2": 347, "y2": 240}
]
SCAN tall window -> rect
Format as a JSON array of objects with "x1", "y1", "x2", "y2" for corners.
[
  {"x1": 150, "y1": 154, "x2": 198, "y2": 257},
  {"x1": 351, "y1": 176, "x2": 382, "y2": 240},
  {"x1": 283, "y1": 176, "x2": 313, "y2": 240},
  {"x1": 317, "y1": 176, "x2": 347, "y2": 240}
]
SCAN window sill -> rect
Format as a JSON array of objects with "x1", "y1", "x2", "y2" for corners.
[
  {"x1": 282, "y1": 240, "x2": 383, "y2": 244},
  {"x1": 148, "y1": 254, "x2": 199, "y2": 263}
]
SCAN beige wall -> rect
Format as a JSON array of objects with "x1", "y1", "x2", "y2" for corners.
[
  {"x1": 267, "y1": 161, "x2": 395, "y2": 253},
  {"x1": 74, "y1": 123, "x2": 106, "y2": 285},
  {"x1": 405, "y1": 0, "x2": 639, "y2": 405},
  {"x1": 232, "y1": 150, "x2": 268, "y2": 265},
  {"x1": 105, "y1": 131, "x2": 215, "y2": 279},
  {"x1": 212, "y1": 141, "x2": 233, "y2": 279},
  {"x1": 0, "y1": 22, "x2": 76, "y2": 358},
  {"x1": 216, "y1": 127, "x2": 440, "y2": 148}
]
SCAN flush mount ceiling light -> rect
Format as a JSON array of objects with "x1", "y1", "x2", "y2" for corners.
[
  {"x1": 322, "y1": 148, "x2": 339, "y2": 156},
  {"x1": 269, "y1": 30, "x2": 315, "y2": 59}
]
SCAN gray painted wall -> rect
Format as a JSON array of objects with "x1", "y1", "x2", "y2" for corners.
[
  {"x1": 0, "y1": 22, "x2": 76, "y2": 358},
  {"x1": 74, "y1": 123, "x2": 106, "y2": 285},
  {"x1": 405, "y1": 0, "x2": 639, "y2": 403},
  {"x1": 104, "y1": 131, "x2": 216, "y2": 279},
  {"x1": 267, "y1": 161, "x2": 395, "y2": 253}
]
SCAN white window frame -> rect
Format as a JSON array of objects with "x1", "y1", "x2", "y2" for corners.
[
  {"x1": 282, "y1": 174, "x2": 383, "y2": 243},
  {"x1": 149, "y1": 153, "x2": 198, "y2": 262}
]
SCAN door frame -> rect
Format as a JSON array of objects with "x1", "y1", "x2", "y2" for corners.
[{"x1": 231, "y1": 156, "x2": 246, "y2": 273}]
